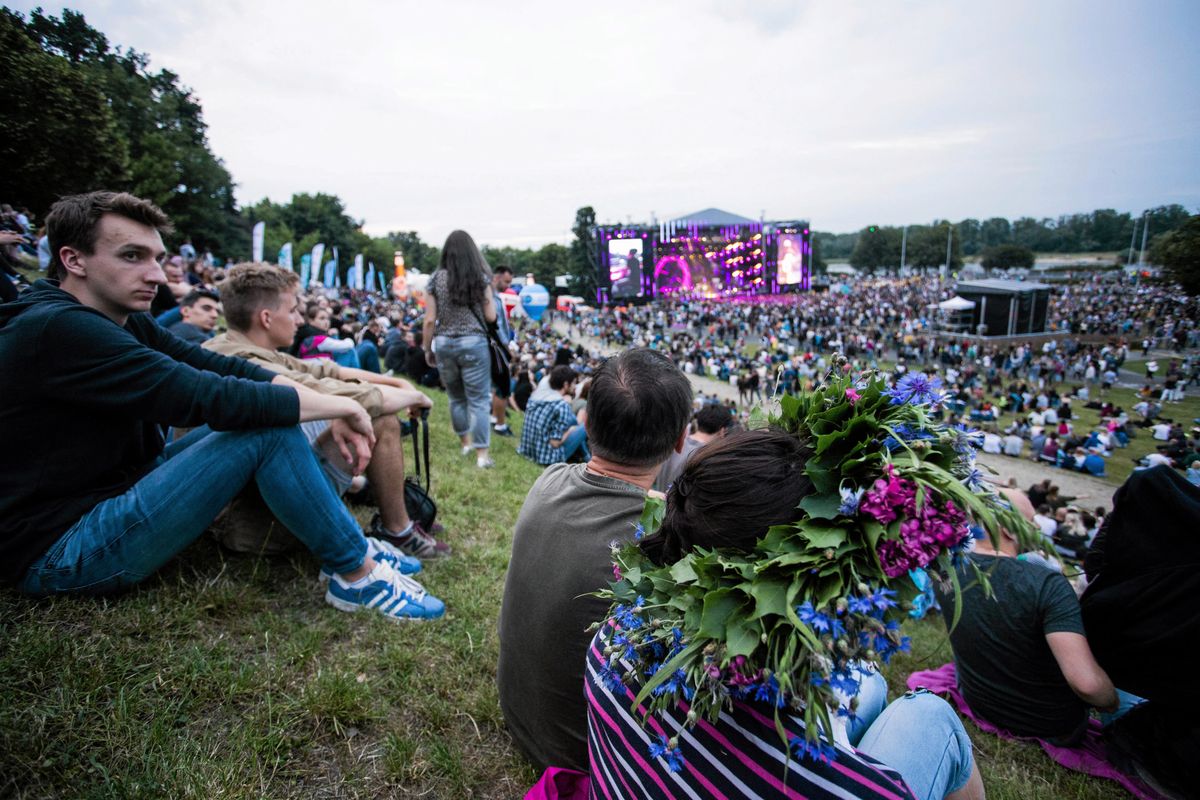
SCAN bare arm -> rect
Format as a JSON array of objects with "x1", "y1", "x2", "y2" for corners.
[
  {"x1": 422, "y1": 294, "x2": 437, "y2": 366},
  {"x1": 1045, "y1": 631, "x2": 1118, "y2": 712},
  {"x1": 336, "y1": 365, "x2": 416, "y2": 391},
  {"x1": 375, "y1": 384, "x2": 434, "y2": 416},
  {"x1": 269, "y1": 374, "x2": 375, "y2": 472},
  {"x1": 483, "y1": 286, "x2": 497, "y2": 323}
]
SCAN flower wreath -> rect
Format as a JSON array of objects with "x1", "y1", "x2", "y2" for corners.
[{"x1": 592, "y1": 360, "x2": 1037, "y2": 770}]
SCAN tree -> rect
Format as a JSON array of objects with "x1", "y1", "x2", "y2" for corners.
[
  {"x1": 2, "y1": 8, "x2": 245, "y2": 256},
  {"x1": 532, "y1": 243, "x2": 572, "y2": 289},
  {"x1": 1151, "y1": 215, "x2": 1200, "y2": 295},
  {"x1": 904, "y1": 223, "x2": 963, "y2": 271},
  {"x1": 980, "y1": 217, "x2": 1012, "y2": 248},
  {"x1": 980, "y1": 244, "x2": 1035, "y2": 271},
  {"x1": 849, "y1": 226, "x2": 901, "y2": 272},
  {"x1": 956, "y1": 218, "x2": 982, "y2": 256},
  {"x1": 567, "y1": 206, "x2": 598, "y2": 297},
  {"x1": 0, "y1": 9, "x2": 127, "y2": 214},
  {"x1": 813, "y1": 231, "x2": 857, "y2": 260},
  {"x1": 1144, "y1": 204, "x2": 1193, "y2": 239}
]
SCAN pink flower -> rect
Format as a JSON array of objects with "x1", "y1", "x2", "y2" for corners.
[
  {"x1": 845, "y1": 388, "x2": 861, "y2": 404},
  {"x1": 859, "y1": 465, "x2": 918, "y2": 525},
  {"x1": 612, "y1": 563, "x2": 622, "y2": 581}
]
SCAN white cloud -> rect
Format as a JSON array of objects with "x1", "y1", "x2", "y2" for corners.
[{"x1": 13, "y1": 0, "x2": 1200, "y2": 243}]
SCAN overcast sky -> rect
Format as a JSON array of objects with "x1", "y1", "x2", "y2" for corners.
[{"x1": 17, "y1": 0, "x2": 1200, "y2": 246}]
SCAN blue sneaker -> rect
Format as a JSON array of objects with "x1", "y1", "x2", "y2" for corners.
[
  {"x1": 324, "y1": 562, "x2": 445, "y2": 621},
  {"x1": 318, "y1": 536, "x2": 421, "y2": 584}
]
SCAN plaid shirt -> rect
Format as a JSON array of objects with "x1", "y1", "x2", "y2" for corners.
[{"x1": 518, "y1": 398, "x2": 578, "y2": 465}]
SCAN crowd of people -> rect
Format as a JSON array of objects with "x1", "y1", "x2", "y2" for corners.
[{"x1": 3, "y1": 190, "x2": 1197, "y2": 798}]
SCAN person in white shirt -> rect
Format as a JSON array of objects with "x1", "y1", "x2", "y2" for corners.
[
  {"x1": 1033, "y1": 506, "x2": 1058, "y2": 541},
  {"x1": 1144, "y1": 452, "x2": 1173, "y2": 468}
]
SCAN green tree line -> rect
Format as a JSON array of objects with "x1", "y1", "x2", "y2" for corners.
[
  {"x1": 1, "y1": 7, "x2": 245, "y2": 254},
  {"x1": 818, "y1": 205, "x2": 1194, "y2": 270}
]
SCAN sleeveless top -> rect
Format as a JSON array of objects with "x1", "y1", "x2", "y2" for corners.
[{"x1": 430, "y1": 269, "x2": 487, "y2": 338}]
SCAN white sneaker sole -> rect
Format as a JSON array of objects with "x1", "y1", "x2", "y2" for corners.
[{"x1": 324, "y1": 590, "x2": 439, "y2": 621}]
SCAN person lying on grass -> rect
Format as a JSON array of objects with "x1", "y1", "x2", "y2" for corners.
[{"x1": 0, "y1": 190, "x2": 442, "y2": 621}]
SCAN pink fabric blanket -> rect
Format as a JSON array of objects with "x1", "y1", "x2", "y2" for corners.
[
  {"x1": 907, "y1": 663, "x2": 1164, "y2": 800},
  {"x1": 523, "y1": 767, "x2": 590, "y2": 800}
]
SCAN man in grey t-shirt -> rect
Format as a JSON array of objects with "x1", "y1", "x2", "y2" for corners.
[{"x1": 497, "y1": 349, "x2": 692, "y2": 773}]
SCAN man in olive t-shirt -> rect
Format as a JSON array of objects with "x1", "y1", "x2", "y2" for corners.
[{"x1": 497, "y1": 349, "x2": 692, "y2": 773}]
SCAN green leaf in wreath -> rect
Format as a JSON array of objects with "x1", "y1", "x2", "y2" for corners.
[
  {"x1": 698, "y1": 588, "x2": 742, "y2": 640},
  {"x1": 668, "y1": 559, "x2": 698, "y2": 584},
  {"x1": 796, "y1": 521, "x2": 847, "y2": 549},
  {"x1": 799, "y1": 491, "x2": 843, "y2": 520},
  {"x1": 746, "y1": 578, "x2": 791, "y2": 620},
  {"x1": 638, "y1": 496, "x2": 666, "y2": 538},
  {"x1": 805, "y1": 463, "x2": 839, "y2": 494},
  {"x1": 725, "y1": 617, "x2": 761, "y2": 658}
]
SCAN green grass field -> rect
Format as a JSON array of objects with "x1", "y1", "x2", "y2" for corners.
[{"x1": 0, "y1": 394, "x2": 1141, "y2": 799}]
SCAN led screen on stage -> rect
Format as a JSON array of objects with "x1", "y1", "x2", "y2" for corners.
[
  {"x1": 776, "y1": 234, "x2": 805, "y2": 285},
  {"x1": 608, "y1": 239, "x2": 643, "y2": 299}
]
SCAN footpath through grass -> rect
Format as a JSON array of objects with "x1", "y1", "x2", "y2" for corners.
[{"x1": 0, "y1": 394, "x2": 1127, "y2": 798}]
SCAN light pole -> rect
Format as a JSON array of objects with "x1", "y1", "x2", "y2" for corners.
[{"x1": 1138, "y1": 211, "x2": 1150, "y2": 266}]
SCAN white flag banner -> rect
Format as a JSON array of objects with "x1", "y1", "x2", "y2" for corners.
[
  {"x1": 278, "y1": 242, "x2": 293, "y2": 270},
  {"x1": 353, "y1": 254, "x2": 364, "y2": 290},
  {"x1": 311, "y1": 243, "x2": 326, "y2": 287},
  {"x1": 366, "y1": 261, "x2": 376, "y2": 293},
  {"x1": 252, "y1": 221, "x2": 265, "y2": 262}
]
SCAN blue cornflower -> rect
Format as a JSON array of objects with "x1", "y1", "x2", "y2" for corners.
[
  {"x1": 948, "y1": 423, "x2": 984, "y2": 454},
  {"x1": 870, "y1": 587, "x2": 899, "y2": 613},
  {"x1": 830, "y1": 669, "x2": 861, "y2": 697},
  {"x1": 809, "y1": 672, "x2": 831, "y2": 688},
  {"x1": 889, "y1": 373, "x2": 943, "y2": 406},
  {"x1": 753, "y1": 675, "x2": 782, "y2": 707},
  {"x1": 838, "y1": 486, "x2": 863, "y2": 517},
  {"x1": 882, "y1": 423, "x2": 938, "y2": 451},
  {"x1": 652, "y1": 668, "x2": 688, "y2": 698},
  {"x1": 797, "y1": 601, "x2": 834, "y2": 634},
  {"x1": 847, "y1": 595, "x2": 874, "y2": 615},
  {"x1": 634, "y1": 522, "x2": 646, "y2": 541},
  {"x1": 648, "y1": 734, "x2": 685, "y2": 773},
  {"x1": 613, "y1": 603, "x2": 644, "y2": 631},
  {"x1": 962, "y1": 467, "x2": 986, "y2": 492},
  {"x1": 790, "y1": 736, "x2": 838, "y2": 764},
  {"x1": 595, "y1": 662, "x2": 625, "y2": 693}
]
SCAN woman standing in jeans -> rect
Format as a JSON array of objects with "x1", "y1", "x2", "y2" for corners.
[{"x1": 423, "y1": 230, "x2": 497, "y2": 469}]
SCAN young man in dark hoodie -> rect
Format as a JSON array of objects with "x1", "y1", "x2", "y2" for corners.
[{"x1": 0, "y1": 191, "x2": 443, "y2": 620}]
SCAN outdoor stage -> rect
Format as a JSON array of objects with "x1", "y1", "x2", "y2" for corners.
[{"x1": 593, "y1": 208, "x2": 813, "y2": 304}]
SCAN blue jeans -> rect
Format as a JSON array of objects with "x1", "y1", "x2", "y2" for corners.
[
  {"x1": 558, "y1": 424, "x2": 590, "y2": 462},
  {"x1": 835, "y1": 666, "x2": 890, "y2": 746},
  {"x1": 356, "y1": 342, "x2": 381, "y2": 373},
  {"x1": 435, "y1": 334, "x2": 491, "y2": 450},
  {"x1": 332, "y1": 348, "x2": 361, "y2": 369},
  {"x1": 858, "y1": 689, "x2": 975, "y2": 800},
  {"x1": 19, "y1": 425, "x2": 368, "y2": 596}
]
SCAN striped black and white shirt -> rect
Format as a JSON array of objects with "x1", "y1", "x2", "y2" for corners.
[{"x1": 585, "y1": 625, "x2": 916, "y2": 800}]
